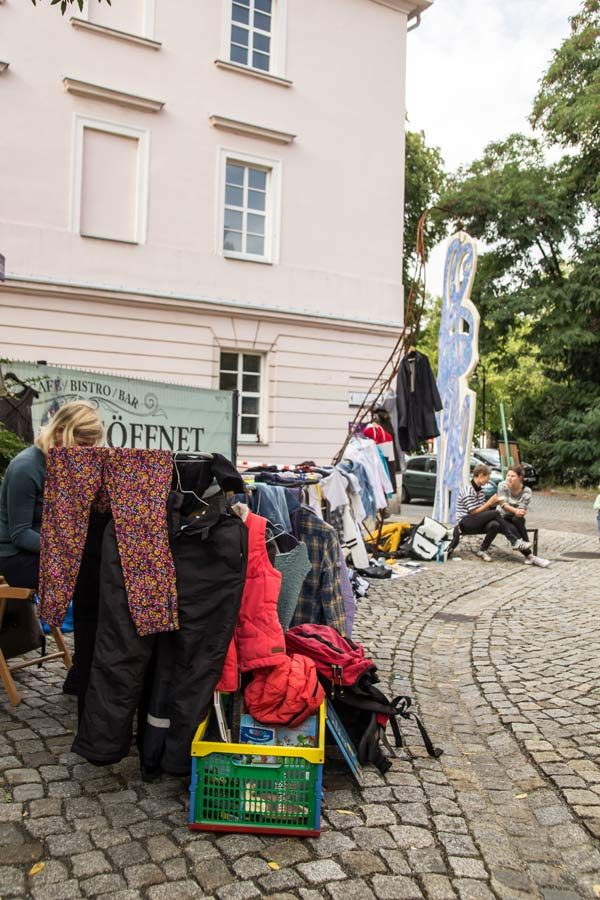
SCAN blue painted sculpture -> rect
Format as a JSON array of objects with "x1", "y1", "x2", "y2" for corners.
[{"x1": 433, "y1": 232, "x2": 480, "y2": 524}]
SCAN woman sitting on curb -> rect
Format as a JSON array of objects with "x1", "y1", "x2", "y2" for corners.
[
  {"x1": 497, "y1": 465, "x2": 550, "y2": 567},
  {"x1": 453, "y1": 463, "x2": 532, "y2": 562}
]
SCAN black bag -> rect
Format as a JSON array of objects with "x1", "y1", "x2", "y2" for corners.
[
  {"x1": 0, "y1": 597, "x2": 44, "y2": 660},
  {"x1": 286, "y1": 625, "x2": 442, "y2": 775}
]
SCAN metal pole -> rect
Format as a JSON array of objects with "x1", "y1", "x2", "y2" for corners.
[
  {"x1": 499, "y1": 401, "x2": 510, "y2": 478},
  {"x1": 482, "y1": 366, "x2": 486, "y2": 448}
]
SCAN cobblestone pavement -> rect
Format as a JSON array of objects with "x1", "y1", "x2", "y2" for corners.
[{"x1": 1, "y1": 497, "x2": 599, "y2": 899}]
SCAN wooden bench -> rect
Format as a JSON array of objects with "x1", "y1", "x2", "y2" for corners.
[{"x1": 0, "y1": 581, "x2": 72, "y2": 707}]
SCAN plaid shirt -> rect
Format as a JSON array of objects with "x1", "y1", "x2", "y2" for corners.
[{"x1": 291, "y1": 507, "x2": 346, "y2": 635}]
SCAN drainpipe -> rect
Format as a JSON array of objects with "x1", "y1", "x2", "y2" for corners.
[{"x1": 407, "y1": 11, "x2": 422, "y2": 32}]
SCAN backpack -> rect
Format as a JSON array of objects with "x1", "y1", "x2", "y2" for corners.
[{"x1": 285, "y1": 625, "x2": 442, "y2": 774}]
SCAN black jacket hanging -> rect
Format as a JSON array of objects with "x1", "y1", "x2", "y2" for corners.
[
  {"x1": 395, "y1": 351, "x2": 443, "y2": 452},
  {"x1": 0, "y1": 385, "x2": 38, "y2": 443}
]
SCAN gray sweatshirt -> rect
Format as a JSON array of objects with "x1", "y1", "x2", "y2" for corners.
[{"x1": 0, "y1": 445, "x2": 46, "y2": 556}]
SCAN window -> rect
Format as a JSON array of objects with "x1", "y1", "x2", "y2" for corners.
[
  {"x1": 407, "y1": 457, "x2": 427, "y2": 472},
  {"x1": 223, "y1": 160, "x2": 269, "y2": 258},
  {"x1": 220, "y1": 351, "x2": 263, "y2": 441},
  {"x1": 72, "y1": 117, "x2": 150, "y2": 244},
  {"x1": 230, "y1": 0, "x2": 273, "y2": 72}
]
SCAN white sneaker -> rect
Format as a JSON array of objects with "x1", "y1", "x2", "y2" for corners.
[
  {"x1": 514, "y1": 539, "x2": 532, "y2": 552},
  {"x1": 523, "y1": 556, "x2": 533, "y2": 565},
  {"x1": 477, "y1": 550, "x2": 492, "y2": 562},
  {"x1": 529, "y1": 555, "x2": 550, "y2": 568}
]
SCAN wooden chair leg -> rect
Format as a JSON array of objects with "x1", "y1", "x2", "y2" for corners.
[
  {"x1": 50, "y1": 626, "x2": 72, "y2": 670},
  {"x1": 0, "y1": 646, "x2": 21, "y2": 706}
]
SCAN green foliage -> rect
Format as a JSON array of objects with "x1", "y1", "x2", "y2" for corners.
[
  {"x1": 0, "y1": 425, "x2": 27, "y2": 479},
  {"x1": 531, "y1": 0, "x2": 600, "y2": 204},
  {"x1": 436, "y1": 0, "x2": 600, "y2": 484},
  {"x1": 30, "y1": 0, "x2": 110, "y2": 14},
  {"x1": 404, "y1": 130, "x2": 448, "y2": 290}
]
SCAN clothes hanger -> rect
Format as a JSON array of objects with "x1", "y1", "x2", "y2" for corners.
[
  {"x1": 3, "y1": 372, "x2": 39, "y2": 397},
  {"x1": 172, "y1": 450, "x2": 209, "y2": 508},
  {"x1": 265, "y1": 522, "x2": 300, "y2": 546}
]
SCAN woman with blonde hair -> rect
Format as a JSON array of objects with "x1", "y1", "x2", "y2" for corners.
[{"x1": 0, "y1": 401, "x2": 104, "y2": 589}]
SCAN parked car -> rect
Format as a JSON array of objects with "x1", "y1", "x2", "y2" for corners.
[
  {"x1": 401, "y1": 455, "x2": 502, "y2": 504},
  {"x1": 471, "y1": 448, "x2": 539, "y2": 488}
]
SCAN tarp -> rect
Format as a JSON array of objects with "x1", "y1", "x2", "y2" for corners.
[{"x1": 5, "y1": 362, "x2": 236, "y2": 457}]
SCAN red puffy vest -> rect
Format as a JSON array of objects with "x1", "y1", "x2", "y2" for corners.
[{"x1": 217, "y1": 511, "x2": 286, "y2": 692}]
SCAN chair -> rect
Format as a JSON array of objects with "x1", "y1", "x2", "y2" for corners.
[{"x1": 0, "y1": 579, "x2": 72, "y2": 706}]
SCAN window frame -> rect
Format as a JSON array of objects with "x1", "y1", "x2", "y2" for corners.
[
  {"x1": 219, "y1": 349, "x2": 267, "y2": 443},
  {"x1": 216, "y1": 147, "x2": 282, "y2": 265},
  {"x1": 71, "y1": 115, "x2": 150, "y2": 245},
  {"x1": 78, "y1": 0, "x2": 157, "y2": 40},
  {"x1": 221, "y1": 0, "x2": 288, "y2": 79}
]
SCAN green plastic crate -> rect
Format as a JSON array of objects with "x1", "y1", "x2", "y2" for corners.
[{"x1": 189, "y1": 702, "x2": 325, "y2": 836}]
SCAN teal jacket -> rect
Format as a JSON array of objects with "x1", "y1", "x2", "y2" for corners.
[{"x1": 0, "y1": 445, "x2": 46, "y2": 556}]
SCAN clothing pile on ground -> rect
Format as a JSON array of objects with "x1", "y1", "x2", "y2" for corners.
[{"x1": 34, "y1": 440, "x2": 408, "y2": 784}]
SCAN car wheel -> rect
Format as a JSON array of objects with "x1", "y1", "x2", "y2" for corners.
[{"x1": 401, "y1": 486, "x2": 410, "y2": 504}]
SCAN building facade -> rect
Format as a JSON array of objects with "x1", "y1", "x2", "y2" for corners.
[{"x1": 0, "y1": 0, "x2": 430, "y2": 463}]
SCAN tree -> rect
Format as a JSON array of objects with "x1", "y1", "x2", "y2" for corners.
[
  {"x1": 403, "y1": 130, "x2": 448, "y2": 294},
  {"x1": 31, "y1": 0, "x2": 110, "y2": 13},
  {"x1": 531, "y1": 0, "x2": 600, "y2": 205},
  {"x1": 438, "y1": 0, "x2": 600, "y2": 485}
]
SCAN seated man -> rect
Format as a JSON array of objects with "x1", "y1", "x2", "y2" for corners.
[
  {"x1": 497, "y1": 464, "x2": 550, "y2": 567},
  {"x1": 454, "y1": 463, "x2": 531, "y2": 562}
]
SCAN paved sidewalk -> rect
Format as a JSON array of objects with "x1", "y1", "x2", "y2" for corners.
[{"x1": 1, "y1": 497, "x2": 599, "y2": 899}]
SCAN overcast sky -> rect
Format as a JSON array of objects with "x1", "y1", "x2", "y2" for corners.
[{"x1": 405, "y1": 0, "x2": 579, "y2": 290}]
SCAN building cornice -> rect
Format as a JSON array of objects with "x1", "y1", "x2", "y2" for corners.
[
  {"x1": 368, "y1": 0, "x2": 432, "y2": 15},
  {"x1": 70, "y1": 17, "x2": 162, "y2": 51},
  {"x1": 0, "y1": 277, "x2": 402, "y2": 337},
  {"x1": 63, "y1": 77, "x2": 165, "y2": 113},
  {"x1": 209, "y1": 115, "x2": 296, "y2": 145}
]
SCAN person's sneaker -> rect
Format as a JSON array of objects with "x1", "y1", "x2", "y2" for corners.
[
  {"x1": 513, "y1": 539, "x2": 532, "y2": 552},
  {"x1": 477, "y1": 550, "x2": 492, "y2": 562},
  {"x1": 523, "y1": 556, "x2": 533, "y2": 565},
  {"x1": 529, "y1": 555, "x2": 550, "y2": 568}
]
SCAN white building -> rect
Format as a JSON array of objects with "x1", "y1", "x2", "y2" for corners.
[{"x1": 0, "y1": 0, "x2": 431, "y2": 462}]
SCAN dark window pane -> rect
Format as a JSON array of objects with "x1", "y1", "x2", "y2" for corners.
[
  {"x1": 241, "y1": 416, "x2": 259, "y2": 435},
  {"x1": 246, "y1": 234, "x2": 265, "y2": 256},
  {"x1": 242, "y1": 396, "x2": 259, "y2": 414},
  {"x1": 253, "y1": 11, "x2": 271, "y2": 31},
  {"x1": 226, "y1": 163, "x2": 244, "y2": 186},
  {"x1": 223, "y1": 229, "x2": 242, "y2": 252},
  {"x1": 220, "y1": 351, "x2": 239, "y2": 371},
  {"x1": 408, "y1": 457, "x2": 426, "y2": 471},
  {"x1": 225, "y1": 184, "x2": 243, "y2": 207},
  {"x1": 252, "y1": 50, "x2": 270, "y2": 71},
  {"x1": 224, "y1": 209, "x2": 243, "y2": 230},
  {"x1": 248, "y1": 168, "x2": 267, "y2": 190},
  {"x1": 219, "y1": 372, "x2": 238, "y2": 391},
  {"x1": 231, "y1": 24, "x2": 249, "y2": 46},
  {"x1": 242, "y1": 374, "x2": 260, "y2": 392},
  {"x1": 247, "y1": 213, "x2": 265, "y2": 236},
  {"x1": 230, "y1": 43, "x2": 248, "y2": 65},
  {"x1": 232, "y1": 3, "x2": 250, "y2": 24},
  {"x1": 255, "y1": 0, "x2": 271, "y2": 12},
  {"x1": 253, "y1": 32, "x2": 270, "y2": 53},
  {"x1": 243, "y1": 354, "x2": 261, "y2": 372},
  {"x1": 248, "y1": 189, "x2": 266, "y2": 211}
]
